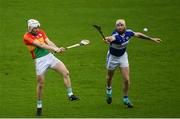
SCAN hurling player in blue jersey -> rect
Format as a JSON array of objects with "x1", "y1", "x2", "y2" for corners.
[{"x1": 105, "y1": 19, "x2": 161, "y2": 108}]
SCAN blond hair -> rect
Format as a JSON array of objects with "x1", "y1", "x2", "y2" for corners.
[{"x1": 116, "y1": 19, "x2": 126, "y2": 27}]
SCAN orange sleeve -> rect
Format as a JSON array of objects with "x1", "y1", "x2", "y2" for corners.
[{"x1": 23, "y1": 34, "x2": 34, "y2": 45}]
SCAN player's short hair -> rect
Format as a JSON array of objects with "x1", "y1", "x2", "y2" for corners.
[{"x1": 116, "y1": 19, "x2": 126, "y2": 28}]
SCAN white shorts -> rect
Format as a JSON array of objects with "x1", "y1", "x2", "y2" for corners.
[
  {"x1": 106, "y1": 52, "x2": 129, "y2": 70},
  {"x1": 34, "y1": 53, "x2": 61, "y2": 75}
]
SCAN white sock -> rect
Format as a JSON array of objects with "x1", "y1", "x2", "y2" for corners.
[
  {"x1": 106, "y1": 86, "x2": 112, "y2": 94},
  {"x1": 67, "y1": 87, "x2": 73, "y2": 97},
  {"x1": 37, "y1": 100, "x2": 42, "y2": 108}
]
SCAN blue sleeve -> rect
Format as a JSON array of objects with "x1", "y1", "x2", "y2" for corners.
[
  {"x1": 130, "y1": 31, "x2": 135, "y2": 36},
  {"x1": 111, "y1": 32, "x2": 121, "y2": 42},
  {"x1": 114, "y1": 35, "x2": 122, "y2": 42},
  {"x1": 111, "y1": 31, "x2": 121, "y2": 42},
  {"x1": 111, "y1": 31, "x2": 116, "y2": 35},
  {"x1": 127, "y1": 29, "x2": 135, "y2": 36}
]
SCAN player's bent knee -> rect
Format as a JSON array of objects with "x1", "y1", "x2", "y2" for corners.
[
  {"x1": 39, "y1": 82, "x2": 44, "y2": 88},
  {"x1": 106, "y1": 75, "x2": 113, "y2": 80},
  {"x1": 63, "y1": 70, "x2": 70, "y2": 78},
  {"x1": 124, "y1": 77, "x2": 130, "y2": 85},
  {"x1": 123, "y1": 75, "x2": 129, "y2": 82},
  {"x1": 107, "y1": 70, "x2": 114, "y2": 80},
  {"x1": 37, "y1": 80, "x2": 44, "y2": 89}
]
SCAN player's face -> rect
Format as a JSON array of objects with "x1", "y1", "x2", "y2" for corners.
[
  {"x1": 116, "y1": 23, "x2": 125, "y2": 33},
  {"x1": 31, "y1": 27, "x2": 39, "y2": 35}
]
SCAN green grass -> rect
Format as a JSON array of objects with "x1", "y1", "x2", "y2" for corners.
[{"x1": 0, "y1": 0, "x2": 180, "y2": 117}]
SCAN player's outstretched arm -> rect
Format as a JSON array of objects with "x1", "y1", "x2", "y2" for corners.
[
  {"x1": 134, "y1": 32, "x2": 162, "y2": 43},
  {"x1": 45, "y1": 38, "x2": 57, "y2": 47},
  {"x1": 32, "y1": 41, "x2": 65, "y2": 53}
]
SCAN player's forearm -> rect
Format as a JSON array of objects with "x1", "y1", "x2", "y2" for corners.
[
  {"x1": 135, "y1": 32, "x2": 153, "y2": 41},
  {"x1": 46, "y1": 38, "x2": 57, "y2": 47},
  {"x1": 47, "y1": 40, "x2": 57, "y2": 47},
  {"x1": 39, "y1": 43, "x2": 59, "y2": 52}
]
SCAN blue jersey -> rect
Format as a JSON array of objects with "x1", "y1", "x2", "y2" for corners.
[{"x1": 109, "y1": 29, "x2": 135, "y2": 57}]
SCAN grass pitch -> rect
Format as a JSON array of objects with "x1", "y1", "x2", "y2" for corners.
[{"x1": 0, "y1": 0, "x2": 180, "y2": 117}]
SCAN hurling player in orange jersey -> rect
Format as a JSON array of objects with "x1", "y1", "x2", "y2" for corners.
[{"x1": 23, "y1": 19, "x2": 79, "y2": 116}]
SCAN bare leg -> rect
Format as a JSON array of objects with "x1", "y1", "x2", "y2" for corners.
[
  {"x1": 106, "y1": 70, "x2": 115, "y2": 104},
  {"x1": 51, "y1": 61, "x2": 71, "y2": 88},
  {"x1": 120, "y1": 67, "x2": 130, "y2": 96},
  {"x1": 36, "y1": 75, "x2": 45, "y2": 116},
  {"x1": 120, "y1": 67, "x2": 133, "y2": 107},
  {"x1": 37, "y1": 75, "x2": 45, "y2": 101},
  {"x1": 51, "y1": 61, "x2": 79, "y2": 100},
  {"x1": 106, "y1": 70, "x2": 115, "y2": 87}
]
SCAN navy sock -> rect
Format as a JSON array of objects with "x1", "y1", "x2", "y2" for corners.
[{"x1": 124, "y1": 96, "x2": 128, "y2": 99}]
